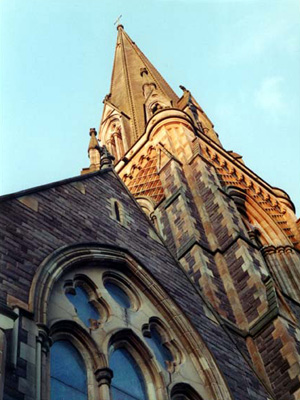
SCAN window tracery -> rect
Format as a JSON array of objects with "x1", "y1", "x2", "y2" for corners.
[
  {"x1": 108, "y1": 329, "x2": 164, "y2": 400},
  {"x1": 65, "y1": 286, "x2": 100, "y2": 328},
  {"x1": 63, "y1": 276, "x2": 108, "y2": 330},
  {"x1": 102, "y1": 117, "x2": 125, "y2": 162},
  {"x1": 144, "y1": 323, "x2": 173, "y2": 370},
  {"x1": 103, "y1": 271, "x2": 140, "y2": 312},
  {"x1": 32, "y1": 245, "x2": 231, "y2": 400},
  {"x1": 142, "y1": 317, "x2": 182, "y2": 373}
]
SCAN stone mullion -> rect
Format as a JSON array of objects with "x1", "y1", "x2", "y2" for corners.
[
  {"x1": 36, "y1": 325, "x2": 51, "y2": 400},
  {"x1": 0, "y1": 329, "x2": 6, "y2": 400},
  {"x1": 95, "y1": 367, "x2": 113, "y2": 400},
  {"x1": 112, "y1": 132, "x2": 122, "y2": 161}
]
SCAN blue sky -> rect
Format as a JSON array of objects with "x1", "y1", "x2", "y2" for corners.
[{"x1": 1, "y1": 0, "x2": 300, "y2": 212}]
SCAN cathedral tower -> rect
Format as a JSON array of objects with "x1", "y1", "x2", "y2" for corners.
[
  {"x1": 1, "y1": 25, "x2": 300, "y2": 400},
  {"x1": 84, "y1": 25, "x2": 300, "y2": 399}
]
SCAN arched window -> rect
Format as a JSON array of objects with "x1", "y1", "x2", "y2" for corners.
[
  {"x1": 171, "y1": 383, "x2": 203, "y2": 400},
  {"x1": 40, "y1": 245, "x2": 230, "y2": 400},
  {"x1": 65, "y1": 285, "x2": 100, "y2": 328},
  {"x1": 110, "y1": 199, "x2": 126, "y2": 225},
  {"x1": 151, "y1": 103, "x2": 162, "y2": 114},
  {"x1": 110, "y1": 347, "x2": 148, "y2": 400},
  {"x1": 144, "y1": 324, "x2": 173, "y2": 369},
  {"x1": 50, "y1": 340, "x2": 87, "y2": 400},
  {"x1": 114, "y1": 201, "x2": 121, "y2": 222},
  {"x1": 105, "y1": 281, "x2": 131, "y2": 309}
]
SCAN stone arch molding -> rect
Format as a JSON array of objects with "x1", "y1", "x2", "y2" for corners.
[
  {"x1": 227, "y1": 186, "x2": 290, "y2": 247},
  {"x1": 29, "y1": 243, "x2": 233, "y2": 400}
]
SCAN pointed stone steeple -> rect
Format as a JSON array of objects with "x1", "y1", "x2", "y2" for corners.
[{"x1": 99, "y1": 25, "x2": 179, "y2": 151}]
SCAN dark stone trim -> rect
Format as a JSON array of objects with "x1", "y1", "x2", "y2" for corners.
[
  {"x1": 0, "y1": 302, "x2": 19, "y2": 321},
  {"x1": 163, "y1": 188, "x2": 184, "y2": 210},
  {"x1": 177, "y1": 233, "x2": 260, "y2": 260}
]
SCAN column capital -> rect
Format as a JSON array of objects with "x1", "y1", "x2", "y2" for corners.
[
  {"x1": 37, "y1": 323, "x2": 52, "y2": 353},
  {"x1": 94, "y1": 367, "x2": 113, "y2": 387}
]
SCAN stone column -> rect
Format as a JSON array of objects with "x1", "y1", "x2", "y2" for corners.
[
  {"x1": 36, "y1": 325, "x2": 51, "y2": 400},
  {"x1": 94, "y1": 367, "x2": 113, "y2": 400},
  {"x1": 0, "y1": 329, "x2": 6, "y2": 400},
  {"x1": 0, "y1": 302, "x2": 18, "y2": 400}
]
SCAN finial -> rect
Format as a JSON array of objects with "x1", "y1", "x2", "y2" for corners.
[
  {"x1": 88, "y1": 128, "x2": 100, "y2": 152},
  {"x1": 114, "y1": 14, "x2": 123, "y2": 29},
  {"x1": 103, "y1": 93, "x2": 111, "y2": 103},
  {"x1": 100, "y1": 145, "x2": 115, "y2": 170},
  {"x1": 179, "y1": 85, "x2": 187, "y2": 92}
]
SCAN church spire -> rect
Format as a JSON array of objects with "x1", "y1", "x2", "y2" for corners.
[{"x1": 101, "y1": 25, "x2": 179, "y2": 148}]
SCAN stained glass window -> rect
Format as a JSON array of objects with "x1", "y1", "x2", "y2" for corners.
[
  {"x1": 145, "y1": 325, "x2": 173, "y2": 369},
  {"x1": 50, "y1": 341, "x2": 87, "y2": 400},
  {"x1": 105, "y1": 281, "x2": 131, "y2": 309},
  {"x1": 110, "y1": 348, "x2": 147, "y2": 400},
  {"x1": 66, "y1": 286, "x2": 100, "y2": 327}
]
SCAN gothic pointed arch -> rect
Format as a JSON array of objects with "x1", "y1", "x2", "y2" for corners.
[
  {"x1": 29, "y1": 243, "x2": 233, "y2": 400},
  {"x1": 228, "y1": 186, "x2": 300, "y2": 302},
  {"x1": 171, "y1": 383, "x2": 204, "y2": 400},
  {"x1": 227, "y1": 186, "x2": 290, "y2": 246},
  {"x1": 135, "y1": 195, "x2": 155, "y2": 217},
  {"x1": 98, "y1": 104, "x2": 128, "y2": 162},
  {"x1": 50, "y1": 319, "x2": 106, "y2": 372},
  {"x1": 108, "y1": 328, "x2": 165, "y2": 400}
]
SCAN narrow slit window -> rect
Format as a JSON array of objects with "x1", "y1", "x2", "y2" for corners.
[{"x1": 114, "y1": 202, "x2": 121, "y2": 222}]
